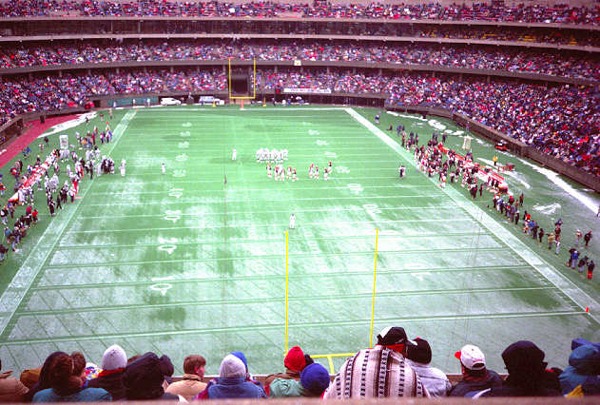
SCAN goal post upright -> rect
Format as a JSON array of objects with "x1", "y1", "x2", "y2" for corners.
[
  {"x1": 283, "y1": 228, "x2": 382, "y2": 373},
  {"x1": 228, "y1": 58, "x2": 257, "y2": 105}
]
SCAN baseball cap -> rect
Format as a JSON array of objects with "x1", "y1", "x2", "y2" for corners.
[
  {"x1": 376, "y1": 326, "x2": 408, "y2": 346},
  {"x1": 405, "y1": 337, "x2": 432, "y2": 364},
  {"x1": 455, "y1": 344, "x2": 486, "y2": 371}
]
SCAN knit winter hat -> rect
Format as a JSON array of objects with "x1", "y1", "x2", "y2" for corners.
[
  {"x1": 101, "y1": 344, "x2": 127, "y2": 371},
  {"x1": 284, "y1": 346, "x2": 306, "y2": 372},
  {"x1": 455, "y1": 344, "x2": 486, "y2": 371},
  {"x1": 300, "y1": 363, "x2": 330, "y2": 397},
  {"x1": 230, "y1": 351, "x2": 248, "y2": 371},
  {"x1": 219, "y1": 354, "x2": 246, "y2": 378},
  {"x1": 405, "y1": 338, "x2": 432, "y2": 364}
]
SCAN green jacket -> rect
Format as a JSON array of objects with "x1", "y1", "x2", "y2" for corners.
[{"x1": 269, "y1": 378, "x2": 303, "y2": 398}]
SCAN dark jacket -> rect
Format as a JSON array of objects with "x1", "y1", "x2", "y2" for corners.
[
  {"x1": 448, "y1": 369, "x2": 503, "y2": 397},
  {"x1": 483, "y1": 341, "x2": 561, "y2": 397},
  {"x1": 87, "y1": 369, "x2": 126, "y2": 401},
  {"x1": 122, "y1": 352, "x2": 178, "y2": 401}
]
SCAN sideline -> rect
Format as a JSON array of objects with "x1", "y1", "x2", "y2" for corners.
[
  {"x1": 0, "y1": 115, "x2": 78, "y2": 168},
  {"x1": 0, "y1": 110, "x2": 136, "y2": 336},
  {"x1": 345, "y1": 107, "x2": 600, "y2": 322}
]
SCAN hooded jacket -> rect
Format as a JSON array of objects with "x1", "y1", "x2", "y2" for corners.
[
  {"x1": 559, "y1": 344, "x2": 600, "y2": 395},
  {"x1": 483, "y1": 341, "x2": 561, "y2": 397},
  {"x1": 122, "y1": 352, "x2": 178, "y2": 401}
]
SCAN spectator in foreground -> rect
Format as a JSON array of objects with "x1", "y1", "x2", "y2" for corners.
[
  {"x1": 24, "y1": 352, "x2": 64, "y2": 401},
  {"x1": 559, "y1": 338, "x2": 600, "y2": 396},
  {"x1": 32, "y1": 352, "x2": 111, "y2": 402},
  {"x1": 164, "y1": 354, "x2": 207, "y2": 401},
  {"x1": 404, "y1": 337, "x2": 451, "y2": 397},
  {"x1": 197, "y1": 354, "x2": 267, "y2": 399},
  {"x1": 323, "y1": 326, "x2": 429, "y2": 398},
  {"x1": 481, "y1": 340, "x2": 561, "y2": 397},
  {"x1": 122, "y1": 352, "x2": 178, "y2": 401},
  {"x1": 0, "y1": 359, "x2": 29, "y2": 402},
  {"x1": 265, "y1": 345, "x2": 307, "y2": 396},
  {"x1": 299, "y1": 362, "x2": 330, "y2": 397},
  {"x1": 87, "y1": 344, "x2": 127, "y2": 400},
  {"x1": 158, "y1": 354, "x2": 175, "y2": 390},
  {"x1": 19, "y1": 366, "x2": 41, "y2": 392},
  {"x1": 448, "y1": 344, "x2": 503, "y2": 397},
  {"x1": 69, "y1": 352, "x2": 87, "y2": 388}
]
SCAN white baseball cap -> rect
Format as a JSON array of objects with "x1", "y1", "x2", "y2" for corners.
[{"x1": 455, "y1": 344, "x2": 486, "y2": 371}]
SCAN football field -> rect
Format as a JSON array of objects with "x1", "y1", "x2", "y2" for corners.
[{"x1": 0, "y1": 105, "x2": 598, "y2": 376}]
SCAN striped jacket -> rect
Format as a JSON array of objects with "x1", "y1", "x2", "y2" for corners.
[{"x1": 323, "y1": 346, "x2": 430, "y2": 399}]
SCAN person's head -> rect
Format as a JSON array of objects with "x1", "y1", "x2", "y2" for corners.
[
  {"x1": 218, "y1": 354, "x2": 246, "y2": 379},
  {"x1": 502, "y1": 340, "x2": 547, "y2": 387},
  {"x1": 405, "y1": 337, "x2": 432, "y2": 364},
  {"x1": 101, "y1": 344, "x2": 127, "y2": 371},
  {"x1": 70, "y1": 351, "x2": 86, "y2": 384},
  {"x1": 20, "y1": 367, "x2": 41, "y2": 389},
  {"x1": 159, "y1": 354, "x2": 174, "y2": 379},
  {"x1": 230, "y1": 351, "x2": 251, "y2": 378},
  {"x1": 376, "y1": 326, "x2": 408, "y2": 354},
  {"x1": 123, "y1": 352, "x2": 167, "y2": 400},
  {"x1": 300, "y1": 363, "x2": 330, "y2": 397},
  {"x1": 44, "y1": 352, "x2": 84, "y2": 396},
  {"x1": 455, "y1": 344, "x2": 487, "y2": 376},
  {"x1": 183, "y1": 355, "x2": 206, "y2": 379},
  {"x1": 284, "y1": 346, "x2": 306, "y2": 374}
]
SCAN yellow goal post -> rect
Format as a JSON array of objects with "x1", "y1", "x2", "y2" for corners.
[{"x1": 228, "y1": 58, "x2": 257, "y2": 103}]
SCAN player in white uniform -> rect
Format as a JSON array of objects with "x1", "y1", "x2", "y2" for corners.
[
  {"x1": 289, "y1": 213, "x2": 296, "y2": 229},
  {"x1": 120, "y1": 159, "x2": 126, "y2": 176},
  {"x1": 161, "y1": 162, "x2": 166, "y2": 175},
  {"x1": 231, "y1": 148, "x2": 237, "y2": 161}
]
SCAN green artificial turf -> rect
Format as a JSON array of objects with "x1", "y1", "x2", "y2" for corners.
[{"x1": 0, "y1": 105, "x2": 598, "y2": 376}]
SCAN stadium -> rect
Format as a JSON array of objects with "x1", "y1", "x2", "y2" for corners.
[{"x1": 0, "y1": 0, "x2": 598, "y2": 401}]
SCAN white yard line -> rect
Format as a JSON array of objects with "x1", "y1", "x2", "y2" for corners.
[
  {"x1": 345, "y1": 107, "x2": 600, "y2": 322},
  {"x1": 0, "y1": 110, "x2": 136, "y2": 335}
]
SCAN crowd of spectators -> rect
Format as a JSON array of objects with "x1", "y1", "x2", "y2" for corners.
[
  {"x1": 0, "y1": 68, "x2": 598, "y2": 176},
  {"x1": 0, "y1": 328, "x2": 598, "y2": 401},
  {"x1": 0, "y1": 3, "x2": 596, "y2": 178},
  {"x1": 3, "y1": 21, "x2": 597, "y2": 47},
  {"x1": 413, "y1": 26, "x2": 598, "y2": 46},
  {"x1": 1, "y1": 40, "x2": 597, "y2": 81},
  {"x1": 0, "y1": 0, "x2": 598, "y2": 24}
]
